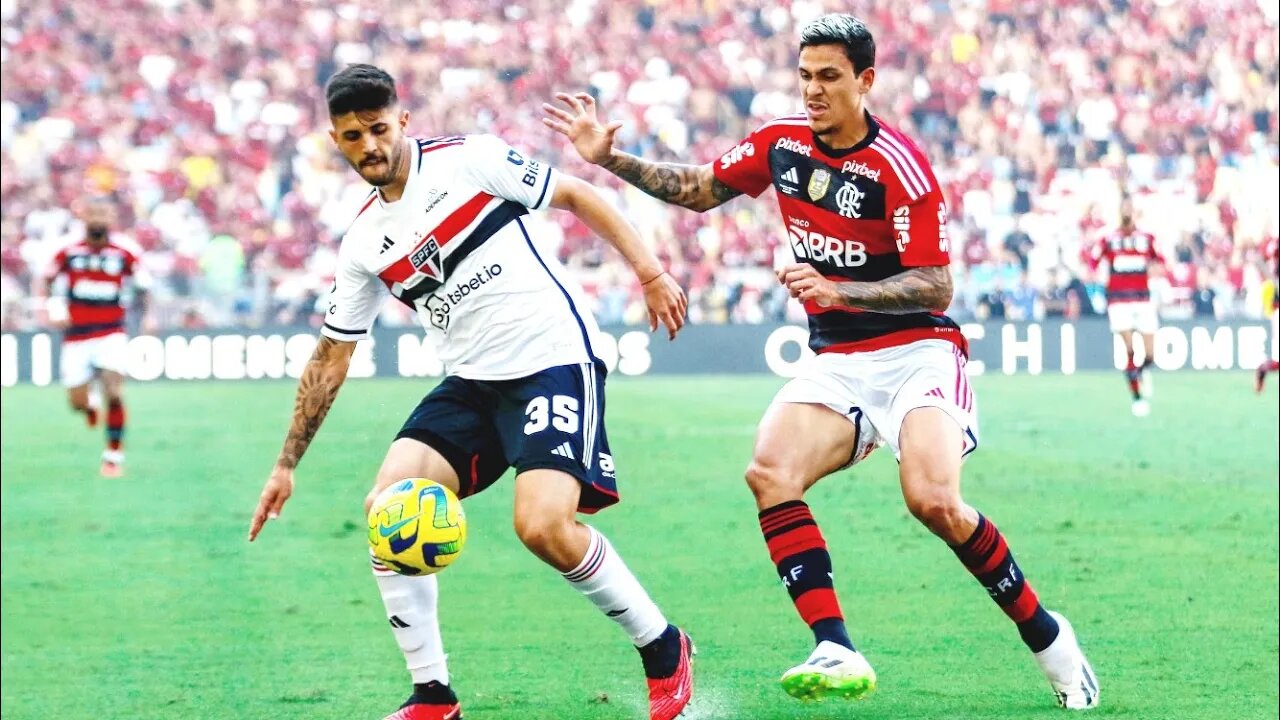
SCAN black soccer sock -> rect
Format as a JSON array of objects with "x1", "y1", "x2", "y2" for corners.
[
  {"x1": 405, "y1": 680, "x2": 457, "y2": 706},
  {"x1": 637, "y1": 623, "x2": 682, "y2": 679}
]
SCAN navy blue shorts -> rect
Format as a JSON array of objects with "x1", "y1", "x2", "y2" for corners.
[{"x1": 395, "y1": 361, "x2": 618, "y2": 513}]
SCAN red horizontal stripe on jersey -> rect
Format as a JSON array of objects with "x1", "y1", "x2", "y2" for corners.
[
  {"x1": 420, "y1": 140, "x2": 465, "y2": 156},
  {"x1": 64, "y1": 323, "x2": 124, "y2": 341},
  {"x1": 377, "y1": 191, "x2": 495, "y2": 286},
  {"x1": 819, "y1": 326, "x2": 968, "y2": 356}
]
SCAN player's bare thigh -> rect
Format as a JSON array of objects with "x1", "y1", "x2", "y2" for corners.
[
  {"x1": 512, "y1": 468, "x2": 589, "y2": 572},
  {"x1": 1116, "y1": 328, "x2": 1136, "y2": 356},
  {"x1": 365, "y1": 437, "x2": 462, "y2": 514},
  {"x1": 98, "y1": 369, "x2": 125, "y2": 401},
  {"x1": 746, "y1": 401, "x2": 859, "y2": 510},
  {"x1": 66, "y1": 382, "x2": 92, "y2": 411},
  {"x1": 897, "y1": 406, "x2": 976, "y2": 544}
]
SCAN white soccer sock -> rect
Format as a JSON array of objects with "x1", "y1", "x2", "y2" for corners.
[
  {"x1": 372, "y1": 554, "x2": 448, "y2": 685},
  {"x1": 562, "y1": 526, "x2": 668, "y2": 647}
]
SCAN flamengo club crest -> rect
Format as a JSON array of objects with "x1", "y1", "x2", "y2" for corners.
[
  {"x1": 835, "y1": 183, "x2": 865, "y2": 219},
  {"x1": 807, "y1": 168, "x2": 832, "y2": 201}
]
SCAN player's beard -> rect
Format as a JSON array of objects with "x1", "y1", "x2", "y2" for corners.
[
  {"x1": 86, "y1": 225, "x2": 109, "y2": 244},
  {"x1": 358, "y1": 142, "x2": 404, "y2": 187}
]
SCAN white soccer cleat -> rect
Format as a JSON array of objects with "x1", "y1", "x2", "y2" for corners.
[
  {"x1": 1130, "y1": 399, "x2": 1150, "y2": 417},
  {"x1": 1034, "y1": 611, "x2": 1100, "y2": 710},
  {"x1": 780, "y1": 640, "x2": 876, "y2": 702}
]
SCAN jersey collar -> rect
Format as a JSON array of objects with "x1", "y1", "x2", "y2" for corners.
[{"x1": 811, "y1": 109, "x2": 880, "y2": 158}]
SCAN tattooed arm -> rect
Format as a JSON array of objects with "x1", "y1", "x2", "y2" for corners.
[
  {"x1": 834, "y1": 266, "x2": 954, "y2": 314},
  {"x1": 780, "y1": 264, "x2": 954, "y2": 315},
  {"x1": 541, "y1": 92, "x2": 742, "y2": 212},
  {"x1": 275, "y1": 336, "x2": 356, "y2": 468},
  {"x1": 600, "y1": 152, "x2": 742, "y2": 213},
  {"x1": 249, "y1": 336, "x2": 356, "y2": 540}
]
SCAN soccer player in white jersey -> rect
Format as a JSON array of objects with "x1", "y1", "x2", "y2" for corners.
[{"x1": 247, "y1": 65, "x2": 694, "y2": 720}]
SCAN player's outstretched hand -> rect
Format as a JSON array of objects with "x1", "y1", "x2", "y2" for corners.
[
  {"x1": 248, "y1": 466, "x2": 294, "y2": 541},
  {"x1": 643, "y1": 272, "x2": 688, "y2": 340},
  {"x1": 541, "y1": 92, "x2": 620, "y2": 165},
  {"x1": 777, "y1": 263, "x2": 840, "y2": 308}
]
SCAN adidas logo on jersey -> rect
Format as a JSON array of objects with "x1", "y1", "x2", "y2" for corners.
[
  {"x1": 775, "y1": 137, "x2": 813, "y2": 156},
  {"x1": 380, "y1": 236, "x2": 395, "y2": 254},
  {"x1": 550, "y1": 442, "x2": 575, "y2": 459},
  {"x1": 779, "y1": 167, "x2": 800, "y2": 195}
]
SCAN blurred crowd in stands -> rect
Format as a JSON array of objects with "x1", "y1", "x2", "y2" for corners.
[{"x1": 2, "y1": 0, "x2": 1278, "y2": 332}]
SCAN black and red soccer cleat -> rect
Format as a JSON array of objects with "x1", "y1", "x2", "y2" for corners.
[
  {"x1": 383, "y1": 682, "x2": 462, "y2": 720},
  {"x1": 382, "y1": 704, "x2": 460, "y2": 720},
  {"x1": 1256, "y1": 361, "x2": 1278, "y2": 394},
  {"x1": 643, "y1": 627, "x2": 695, "y2": 720}
]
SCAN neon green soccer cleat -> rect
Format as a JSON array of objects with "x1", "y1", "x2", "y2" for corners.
[{"x1": 780, "y1": 641, "x2": 877, "y2": 702}]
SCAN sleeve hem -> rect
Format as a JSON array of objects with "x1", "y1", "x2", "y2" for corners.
[{"x1": 321, "y1": 322, "x2": 369, "y2": 341}]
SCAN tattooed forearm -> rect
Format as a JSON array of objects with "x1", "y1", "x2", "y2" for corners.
[
  {"x1": 276, "y1": 336, "x2": 354, "y2": 469},
  {"x1": 835, "y1": 266, "x2": 954, "y2": 315},
  {"x1": 601, "y1": 151, "x2": 741, "y2": 212}
]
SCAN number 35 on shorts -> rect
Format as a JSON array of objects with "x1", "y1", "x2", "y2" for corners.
[{"x1": 523, "y1": 395, "x2": 579, "y2": 435}]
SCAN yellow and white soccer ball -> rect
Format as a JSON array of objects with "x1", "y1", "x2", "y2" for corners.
[{"x1": 367, "y1": 478, "x2": 467, "y2": 576}]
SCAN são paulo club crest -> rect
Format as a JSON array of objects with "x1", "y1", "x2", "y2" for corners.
[{"x1": 409, "y1": 236, "x2": 442, "y2": 280}]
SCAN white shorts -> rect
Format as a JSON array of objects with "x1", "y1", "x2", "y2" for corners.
[
  {"x1": 771, "y1": 339, "x2": 980, "y2": 464},
  {"x1": 61, "y1": 332, "x2": 129, "y2": 387},
  {"x1": 1107, "y1": 300, "x2": 1159, "y2": 334}
]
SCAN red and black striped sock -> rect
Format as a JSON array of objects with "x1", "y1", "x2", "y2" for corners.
[
  {"x1": 951, "y1": 513, "x2": 1060, "y2": 652},
  {"x1": 759, "y1": 500, "x2": 854, "y2": 650},
  {"x1": 106, "y1": 399, "x2": 125, "y2": 452},
  {"x1": 1124, "y1": 361, "x2": 1142, "y2": 400}
]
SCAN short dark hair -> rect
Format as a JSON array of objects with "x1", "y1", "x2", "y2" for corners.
[
  {"x1": 325, "y1": 64, "x2": 398, "y2": 116},
  {"x1": 799, "y1": 14, "x2": 876, "y2": 73}
]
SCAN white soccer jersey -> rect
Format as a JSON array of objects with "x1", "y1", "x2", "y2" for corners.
[{"x1": 322, "y1": 134, "x2": 601, "y2": 380}]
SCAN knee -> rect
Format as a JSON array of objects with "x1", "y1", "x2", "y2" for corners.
[
  {"x1": 745, "y1": 460, "x2": 803, "y2": 506},
  {"x1": 68, "y1": 396, "x2": 89, "y2": 412},
  {"x1": 512, "y1": 511, "x2": 573, "y2": 555},
  {"x1": 364, "y1": 471, "x2": 402, "y2": 515},
  {"x1": 904, "y1": 490, "x2": 968, "y2": 539}
]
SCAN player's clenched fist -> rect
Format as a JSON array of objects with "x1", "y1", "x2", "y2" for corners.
[{"x1": 778, "y1": 263, "x2": 841, "y2": 308}]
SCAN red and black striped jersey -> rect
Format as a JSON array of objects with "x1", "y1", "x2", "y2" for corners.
[
  {"x1": 45, "y1": 236, "x2": 148, "y2": 340},
  {"x1": 713, "y1": 111, "x2": 964, "y2": 355},
  {"x1": 1088, "y1": 229, "x2": 1164, "y2": 303}
]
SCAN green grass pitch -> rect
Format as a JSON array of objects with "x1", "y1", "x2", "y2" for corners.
[{"x1": 2, "y1": 372, "x2": 1277, "y2": 719}]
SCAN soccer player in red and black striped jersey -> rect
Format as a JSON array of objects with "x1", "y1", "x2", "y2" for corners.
[
  {"x1": 1256, "y1": 236, "x2": 1279, "y2": 393},
  {"x1": 35, "y1": 198, "x2": 149, "y2": 478},
  {"x1": 545, "y1": 13, "x2": 1099, "y2": 711},
  {"x1": 1087, "y1": 196, "x2": 1166, "y2": 415}
]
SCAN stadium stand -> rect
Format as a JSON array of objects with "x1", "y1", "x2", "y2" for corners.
[{"x1": 1, "y1": 0, "x2": 1276, "y2": 331}]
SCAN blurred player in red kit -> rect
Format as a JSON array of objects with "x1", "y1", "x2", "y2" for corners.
[
  {"x1": 1257, "y1": 236, "x2": 1279, "y2": 393},
  {"x1": 35, "y1": 198, "x2": 150, "y2": 477},
  {"x1": 546, "y1": 12, "x2": 1098, "y2": 711},
  {"x1": 1088, "y1": 196, "x2": 1165, "y2": 417}
]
